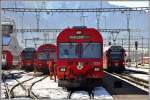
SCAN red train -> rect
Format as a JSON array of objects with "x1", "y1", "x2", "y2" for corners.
[
  {"x1": 2, "y1": 19, "x2": 22, "y2": 70},
  {"x1": 34, "y1": 44, "x2": 57, "y2": 73},
  {"x1": 57, "y1": 26, "x2": 104, "y2": 88},
  {"x1": 106, "y1": 46, "x2": 126, "y2": 73},
  {"x1": 2, "y1": 50, "x2": 13, "y2": 69},
  {"x1": 20, "y1": 48, "x2": 36, "y2": 71}
]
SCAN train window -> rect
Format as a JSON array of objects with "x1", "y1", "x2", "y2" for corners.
[
  {"x1": 110, "y1": 52, "x2": 122, "y2": 60},
  {"x1": 2, "y1": 36, "x2": 12, "y2": 46},
  {"x1": 59, "y1": 43, "x2": 78, "y2": 58},
  {"x1": 2, "y1": 25, "x2": 13, "y2": 35},
  {"x1": 37, "y1": 52, "x2": 56, "y2": 60},
  {"x1": 58, "y1": 43, "x2": 102, "y2": 59},
  {"x1": 2, "y1": 54, "x2": 6, "y2": 59},
  {"x1": 37, "y1": 52, "x2": 49, "y2": 60},
  {"x1": 22, "y1": 52, "x2": 34, "y2": 60},
  {"x1": 81, "y1": 43, "x2": 101, "y2": 58}
]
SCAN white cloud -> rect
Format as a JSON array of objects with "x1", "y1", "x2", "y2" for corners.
[{"x1": 108, "y1": 1, "x2": 149, "y2": 7}]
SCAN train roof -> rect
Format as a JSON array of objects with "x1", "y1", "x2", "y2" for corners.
[
  {"x1": 57, "y1": 26, "x2": 103, "y2": 43},
  {"x1": 37, "y1": 44, "x2": 56, "y2": 52},
  {"x1": 108, "y1": 46, "x2": 124, "y2": 51},
  {"x1": 23, "y1": 47, "x2": 36, "y2": 52}
]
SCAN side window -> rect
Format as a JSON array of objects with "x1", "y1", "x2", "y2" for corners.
[{"x1": 2, "y1": 54, "x2": 6, "y2": 59}]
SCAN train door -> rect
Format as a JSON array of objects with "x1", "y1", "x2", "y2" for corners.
[{"x1": 2, "y1": 53, "x2": 7, "y2": 66}]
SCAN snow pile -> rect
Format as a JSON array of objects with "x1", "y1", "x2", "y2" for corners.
[
  {"x1": 130, "y1": 74, "x2": 148, "y2": 81},
  {"x1": 126, "y1": 66, "x2": 149, "y2": 73},
  {"x1": 32, "y1": 77, "x2": 113, "y2": 99},
  {"x1": 32, "y1": 77, "x2": 68, "y2": 99}
]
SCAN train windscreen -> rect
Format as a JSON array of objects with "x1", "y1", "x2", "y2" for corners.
[
  {"x1": 22, "y1": 52, "x2": 34, "y2": 60},
  {"x1": 37, "y1": 52, "x2": 56, "y2": 60},
  {"x1": 110, "y1": 52, "x2": 122, "y2": 60},
  {"x1": 58, "y1": 43, "x2": 102, "y2": 59}
]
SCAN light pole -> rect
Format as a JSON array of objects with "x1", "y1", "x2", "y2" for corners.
[
  {"x1": 148, "y1": 1, "x2": 150, "y2": 100},
  {"x1": 0, "y1": 0, "x2": 2, "y2": 72},
  {"x1": 127, "y1": 12, "x2": 131, "y2": 67},
  {"x1": 33, "y1": 37, "x2": 39, "y2": 48}
]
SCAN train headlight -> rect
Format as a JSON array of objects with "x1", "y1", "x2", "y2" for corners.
[
  {"x1": 2, "y1": 59, "x2": 6, "y2": 65},
  {"x1": 94, "y1": 67, "x2": 100, "y2": 71},
  {"x1": 60, "y1": 67, "x2": 66, "y2": 72}
]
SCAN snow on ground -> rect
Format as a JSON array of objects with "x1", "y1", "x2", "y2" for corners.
[
  {"x1": 32, "y1": 77, "x2": 113, "y2": 99},
  {"x1": 126, "y1": 66, "x2": 149, "y2": 73},
  {"x1": 71, "y1": 87, "x2": 113, "y2": 99},
  {"x1": 126, "y1": 65, "x2": 149, "y2": 81},
  {"x1": 94, "y1": 87, "x2": 113, "y2": 99},
  {"x1": 32, "y1": 77, "x2": 70, "y2": 99},
  {"x1": 1, "y1": 71, "x2": 42, "y2": 98},
  {"x1": 2, "y1": 70, "x2": 113, "y2": 99},
  {"x1": 130, "y1": 74, "x2": 149, "y2": 81}
]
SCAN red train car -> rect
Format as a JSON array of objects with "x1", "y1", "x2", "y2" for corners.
[
  {"x1": 34, "y1": 44, "x2": 57, "y2": 73},
  {"x1": 2, "y1": 50, "x2": 13, "y2": 69},
  {"x1": 106, "y1": 46, "x2": 126, "y2": 73},
  {"x1": 57, "y1": 26, "x2": 104, "y2": 88},
  {"x1": 20, "y1": 48, "x2": 36, "y2": 71}
]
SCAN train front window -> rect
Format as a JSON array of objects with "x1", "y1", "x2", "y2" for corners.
[
  {"x1": 2, "y1": 25, "x2": 13, "y2": 35},
  {"x1": 82, "y1": 43, "x2": 101, "y2": 58},
  {"x1": 37, "y1": 52, "x2": 49, "y2": 60},
  {"x1": 58, "y1": 43, "x2": 102, "y2": 59},
  {"x1": 110, "y1": 52, "x2": 122, "y2": 60},
  {"x1": 22, "y1": 52, "x2": 34, "y2": 60},
  {"x1": 37, "y1": 52, "x2": 56, "y2": 60}
]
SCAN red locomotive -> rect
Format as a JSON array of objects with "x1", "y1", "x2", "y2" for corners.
[
  {"x1": 20, "y1": 48, "x2": 36, "y2": 71},
  {"x1": 106, "y1": 46, "x2": 126, "y2": 73},
  {"x1": 34, "y1": 44, "x2": 57, "y2": 73},
  {"x1": 56, "y1": 26, "x2": 104, "y2": 88},
  {"x1": 2, "y1": 50, "x2": 13, "y2": 69}
]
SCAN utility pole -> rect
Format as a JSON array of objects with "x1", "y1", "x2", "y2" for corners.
[
  {"x1": 96, "y1": 12, "x2": 100, "y2": 30},
  {"x1": 127, "y1": 12, "x2": 131, "y2": 67},
  {"x1": 0, "y1": 0, "x2": 2, "y2": 71},
  {"x1": 122, "y1": 38, "x2": 124, "y2": 47},
  {"x1": 148, "y1": 1, "x2": 150, "y2": 100},
  {"x1": 141, "y1": 36, "x2": 144, "y2": 65},
  {"x1": 25, "y1": 39, "x2": 27, "y2": 48},
  {"x1": 36, "y1": 12, "x2": 40, "y2": 30},
  {"x1": 21, "y1": 12, "x2": 24, "y2": 43},
  {"x1": 80, "y1": 12, "x2": 88, "y2": 26},
  {"x1": 96, "y1": 0, "x2": 102, "y2": 30}
]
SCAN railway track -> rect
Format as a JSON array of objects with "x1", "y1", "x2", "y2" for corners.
[
  {"x1": 125, "y1": 69, "x2": 149, "y2": 75},
  {"x1": 10, "y1": 74, "x2": 48, "y2": 99},
  {"x1": 2, "y1": 71, "x2": 11, "y2": 99},
  {"x1": 2, "y1": 70, "x2": 48, "y2": 99},
  {"x1": 113, "y1": 73, "x2": 149, "y2": 89}
]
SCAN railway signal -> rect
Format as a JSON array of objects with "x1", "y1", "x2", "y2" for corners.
[
  {"x1": 135, "y1": 41, "x2": 138, "y2": 68},
  {"x1": 135, "y1": 41, "x2": 138, "y2": 50}
]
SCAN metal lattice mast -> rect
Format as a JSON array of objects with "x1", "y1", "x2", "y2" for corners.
[{"x1": 127, "y1": 12, "x2": 131, "y2": 66}]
